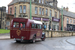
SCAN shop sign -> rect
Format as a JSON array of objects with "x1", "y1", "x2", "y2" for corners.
[
  {"x1": 52, "y1": 17, "x2": 60, "y2": 22},
  {"x1": 33, "y1": 17, "x2": 41, "y2": 20},
  {"x1": 42, "y1": 18, "x2": 49, "y2": 21}
]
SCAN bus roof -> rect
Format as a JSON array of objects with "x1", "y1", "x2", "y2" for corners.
[
  {"x1": 29, "y1": 19, "x2": 42, "y2": 24},
  {"x1": 13, "y1": 18, "x2": 42, "y2": 25}
]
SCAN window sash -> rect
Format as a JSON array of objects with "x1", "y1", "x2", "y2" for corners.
[
  {"x1": 42, "y1": 0, "x2": 44, "y2": 4},
  {"x1": 10, "y1": 8, "x2": 12, "y2": 14},
  {"x1": 15, "y1": 7, "x2": 16, "y2": 13},
  {"x1": 20, "y1": 6, "x2": 22, "y2": 13},
  {"x1": 39, "y1": 8, "x2": 41, "y2": 15},
  {"x1": 35, "y1": 7, "x2": 38, "y2": 14},
  {"x1": 46, "y1": 9, "x2": 48, "y2": 15},
  {"x1": 39, "y1": 0, "x2": 41, "y2": 3},
  {"x1": 42, "y1": 8, "x2": 44, "y2": 15},
  {"x1": 67, "y1": 18, "x2": 69, "y2": 24},
  {"x1": 55, "y1": 12, "x2": 57, "y2": 18},
  {"x1": 50, "y1": 10, "x2": 52, "y2": 17},
  {"x1": 23, "y1": 6, "x2": 26, "y2": 13}
]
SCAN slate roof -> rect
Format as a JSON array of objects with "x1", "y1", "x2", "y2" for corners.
[
  {"x1": 8, "y1": 0, "x2": 30, "y2": 6},
  {"x1": 62, "y1": 10, "x2": 75, "y2": 18}
]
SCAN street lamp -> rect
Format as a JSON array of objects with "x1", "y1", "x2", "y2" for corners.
[
  {"x1": 61, "y1": 7, "x2": 63, "y2": 31},
  {"x1": 30, "y1": 0, "x2": 32, "y2": 19}
]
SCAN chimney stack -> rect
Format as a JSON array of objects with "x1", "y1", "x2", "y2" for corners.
[
  {"x1": 66, "y1": 7, "x2": 68, "y2": 11},
  {"x1": 63, "y1": 7, "x2": 65, "y2": 10}
]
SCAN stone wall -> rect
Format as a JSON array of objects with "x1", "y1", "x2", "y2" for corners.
[{"x1": 43, "y1": 30, "x2": 75, "y2": 38}]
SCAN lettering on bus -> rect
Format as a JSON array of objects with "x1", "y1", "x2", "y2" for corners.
[{"x1": 37, "y1": 31, "x2": 40, "y2": 36}]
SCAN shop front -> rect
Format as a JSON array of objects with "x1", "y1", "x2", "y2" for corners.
[
  {"x1": 67, "y1": 24, "x2": 75, "y2": 31},
  {"x1": 42, "y1": 18, "x2": 49, "y2": 30},
  {"x1": 52, "y1": 17, "x2": 60, "y2": 31},
  {"x1": 33, "y1": 17, "x2": 49, "y2": 30}
]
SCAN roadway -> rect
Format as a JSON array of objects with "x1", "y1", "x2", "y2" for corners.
[{"x1": 0, "y1": 36, "x2": 75, "y2": 50}]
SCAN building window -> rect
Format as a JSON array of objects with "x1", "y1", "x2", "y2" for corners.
[
  {"x1": 23, "y1": 6, "x2": 26, "y2": 13},
  {"x1": 50, "y1": 10, "x2": 52, "y2": 17},
  {"x1": 6, "y1": 21, "x2": 10, "y2": 26},
  {"x1": 42, "y1": 8, "x2": 44, "y2": 15},
  {"x1": 39, "y1": 0, "x2": 41, "y2": 3},
  {"x1": 32, "y1": 0, "x2": 34, "y2": 2},
  {"x1": 46, "y1": 9, "x2": 48, "y2": 16},
  {"x1": 42, "y1": 0, "x2": 44, "y2": 4},
  {"x1": 67, "y1": 18, "x2": 69, "y2": 24},
  {"x1": 52, "y1": 25, "x2": 56, "y2": 31},
  {"x1": 20, "y1": 5, "x2": 22, "y2": 13},
  {"x1": 15, "y1": 7, "x2": 16, "y2": 13},
  {"x1": 73, "y1": 20, "x2": 74, "y2": 24},
  {"x1": 39, "y1": 7, "x2": 41, "y2": 15},
  {"x1": 55, "y1": 12, "x2": 57, "y2": 18},
  {"x1": 10, "y1": 8, "x2": 12, "y2": 14},
  {"x1": 70, "y1": 19, "x2": 72, "y2": 23},
  {"x1": 35, "y1": 7, "x2": 38, "y2": 14},
  {"x1": 34, "y1": 0, "x2": 38, "y2": 3},
  {"x1": 50, "y1": 3, "x2": 53, "y2": 6},
  {"x1": 57, "y1": 26, "x2": 59, "y2": 31}
]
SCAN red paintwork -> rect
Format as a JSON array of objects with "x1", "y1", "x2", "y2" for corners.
[{"x1": 10, "y1": 18, "x2": 42, "y2": 40}]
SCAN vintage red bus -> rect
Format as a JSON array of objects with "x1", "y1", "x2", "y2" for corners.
[{"x1": 10, "y1": 18, "x2": 45, "y2": 43}]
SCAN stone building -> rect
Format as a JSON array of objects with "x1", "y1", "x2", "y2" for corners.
[
  {"x1": 8, "y1": 0, "x2": 60, "y2": 30},
  {"x1": 59, "y1": 7, "x2": 75, "y2": 31},
  {"x1": 0, "y1": 7, "x2": 6, "y2": 29},
  {"x1": 6, "y1": 14, "x2": 14, "y2": 29}
]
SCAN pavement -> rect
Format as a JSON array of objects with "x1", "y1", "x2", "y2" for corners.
[
  {"x1": 0, "y1": 33, "x2": 10, "y2": 40},
  {"x1": 66, "y1": 38, "x2": 75, "y2": 45}
]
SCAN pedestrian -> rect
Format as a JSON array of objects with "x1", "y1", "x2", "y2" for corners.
[{"x1": 44, "y1": 24, "x2": 46, "y2": 30}]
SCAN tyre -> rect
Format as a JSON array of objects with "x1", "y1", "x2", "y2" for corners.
[
  {"x1": 41, "y1": 36, "x2": 45, "y2": 41},
  {"x1": 31, "y1": 36, "x2": 36, "y2": 43}
]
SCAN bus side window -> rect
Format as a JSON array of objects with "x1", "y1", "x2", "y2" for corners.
[
  {"x1": 20, "y1": 22, "x2": 25, "y2": 28},
  {"x1": 13, "y1": 22, "x2": 19, "y2": 28},
  {"x1": 31, "y1": 24, "x2": 35, "y2": 28},
  {"x1": 36, "y1": 24, "x2": 40, "y2": 29},
  {"x1": 40, "y1": 25, "x2": 42, "y2": 29},
  {"x1": 35, "y1": 24, "x2": 36, "y2": 28}
]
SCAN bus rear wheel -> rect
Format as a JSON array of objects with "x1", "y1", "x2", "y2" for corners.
[{"x1": 31, "y1": 36, "x2": 36, "y2": 43}]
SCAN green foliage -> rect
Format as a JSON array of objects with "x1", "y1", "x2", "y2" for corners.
[{"x1": 0, "y1": 29, "x2": 10, "y2": 34}]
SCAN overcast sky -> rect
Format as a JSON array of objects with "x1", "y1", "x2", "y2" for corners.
[{"x1": 0, "y1": 0, "x2": 75, "y2": 12}]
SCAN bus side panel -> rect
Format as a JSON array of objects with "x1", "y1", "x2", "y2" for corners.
[
  {"x1": 21, "y1": 30, "x2": 30, "y2": 40},
  {"x1": 29, "y1": 29, "x2": 42, "y2": 39}
]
